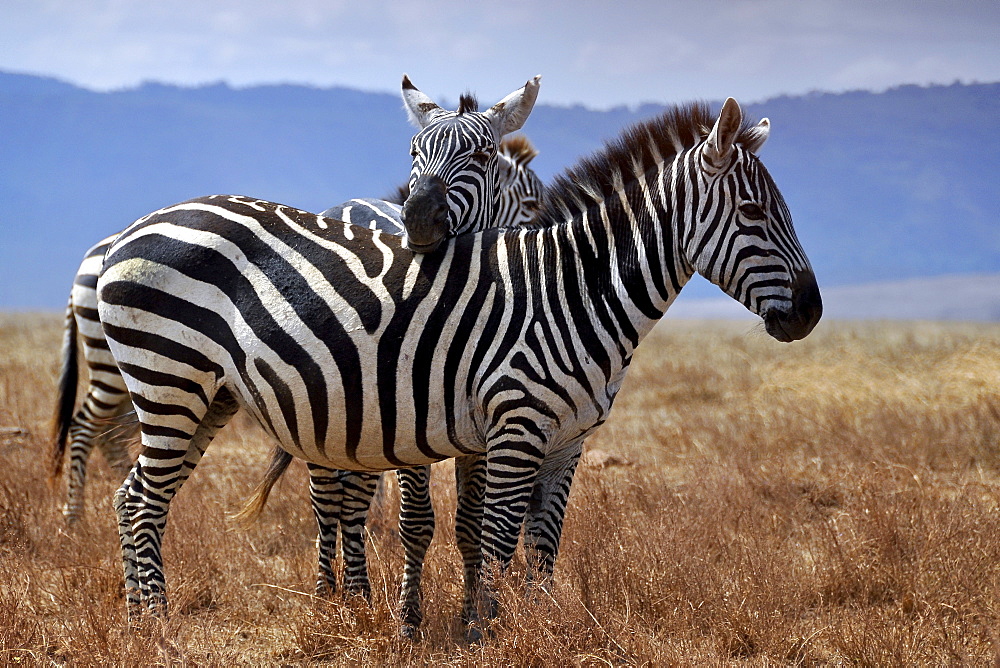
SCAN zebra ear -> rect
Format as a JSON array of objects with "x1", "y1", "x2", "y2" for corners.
[
  {"x1": 744, "y1": 118, "x2": 770, "y2": 153},
  {"x1": 401, "y1": 74, "x2": 448, "y2": 128},
  {"x1": 483, "y1": 75, "x2": 541, "y2": 137},
  {"x1": 704, "y1": 97, "x2": 743, "y2": 169}
]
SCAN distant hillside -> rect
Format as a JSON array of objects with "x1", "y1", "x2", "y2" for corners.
[{"x1": 1, "y1": 73, "x2": 998, "y2": 314}]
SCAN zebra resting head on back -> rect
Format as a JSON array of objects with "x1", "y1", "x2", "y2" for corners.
[
  {"x1": 399, "y1": 74, "x2": 541, "y2": 252},
  {"x1": 322, "y1": 134, "x2": 544, "y2": 235},
  {"x1": 98, "y1": 97, "x2": 820, "y2": 634}
]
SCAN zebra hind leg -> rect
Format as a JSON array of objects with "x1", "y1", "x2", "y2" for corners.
[
  {"x1": 125, "y1": 389, "x2": 239, "y2": 616},
  {"x1": 112, "y1": 467, "x2": 141, "y2": 619},
  {"x1": 396, "y1": 465, "x2": 434, "y2": 639},
  {"x1": 64, "y1": 390, "x2": 131, "y2": 524},
  {"x1": 64, "y1": 416, "x2": 99, "y2": 525}
]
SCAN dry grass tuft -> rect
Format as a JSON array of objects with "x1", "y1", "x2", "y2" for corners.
[{"x1": 2, "y1": 314, "x2": 999, "y2": 664}]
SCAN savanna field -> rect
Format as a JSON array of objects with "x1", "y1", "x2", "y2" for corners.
[{"x1": 1, "y1": 313, "x2": 999, "y2": 666}]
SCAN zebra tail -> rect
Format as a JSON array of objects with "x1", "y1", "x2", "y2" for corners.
[
  {"x1": 50, "y1": 297, "x2": 78, "y2": 482},
  {"x1": 231, "y1": 445, "x2": 294, "y2": 527}
]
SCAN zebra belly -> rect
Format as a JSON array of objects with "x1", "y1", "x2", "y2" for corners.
[{"x1": 217, "y1": 306, "x2": 487, "y2": 472}]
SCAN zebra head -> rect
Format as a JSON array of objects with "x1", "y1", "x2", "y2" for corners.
[
  {"x1": 687, "y1": 98, "x2": 822, "y2": 342},
  {"x1": 399, "y1": 74, "x2": 541, "y2": 252},
  {"x1": 495, "y1": 135, "x2": 544, "y2": 228}
]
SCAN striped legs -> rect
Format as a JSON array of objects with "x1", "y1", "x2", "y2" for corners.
[
  {"x1": 460, "y1": 441, "x2": 544, "y2": 638},
  {"x1": 397, "y1": 465, "x2": 435, "y2": 637},
  {"x1": 62, "y1": 290, "x2": 134, "y2": 524},
  {"x1": 454, "y1": 455, "x2": 487, "y2": 626},
  {"x1": 113, "y1": 388, "x2": 239, "y2": 618},
  {"x1": 308, "y1": 465, "x2": 380, "y2": 597},
  {"x1": 394, "y1": 447, "x2": 579, "y2": 638},
  {"x1": 64, "y1": 391, "x2": 133, "y2": 523},
  {"x1": 523, "y1": 443, "x2": 581, "y2": 589}
]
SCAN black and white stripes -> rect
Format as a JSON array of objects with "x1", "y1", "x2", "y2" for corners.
[{"x1": 99, "y1": 98, "x2": 821, "y2": 633}]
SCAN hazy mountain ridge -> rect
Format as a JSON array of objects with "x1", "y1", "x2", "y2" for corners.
[{"x1": 1, "y1": 72, "x2": 997, "y2": 316}]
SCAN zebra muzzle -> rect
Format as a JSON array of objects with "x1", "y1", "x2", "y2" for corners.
[
  {"x1": 401, "y1": 174, "x2": 450, "y2": 253},
  {"x1": 763, "y1": 269, "x2": 823, "y2": 342}
]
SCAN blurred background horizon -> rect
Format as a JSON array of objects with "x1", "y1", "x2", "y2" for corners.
[{"x1": 2, "y1": 1, "x2": 999, "y2": 318}]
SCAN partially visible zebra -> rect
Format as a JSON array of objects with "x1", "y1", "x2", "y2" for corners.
[
  {"x1": 51, "y1": 234, "x2": 135, "y2": 525},
  {"x1": 98, "y1": 98, "x2": 822, "y2": 637},
  {"x1": 52, "y1": 76, "x2": 543, "y2": 598},
  {"x1": 327, "y1": 134, "x2": 542, "y2": 233},
  {"x1": 244, "y1": 134, "x2": 545, "y2": 602}
]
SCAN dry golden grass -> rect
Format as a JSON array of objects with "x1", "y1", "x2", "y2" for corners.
[{"x1": 2, "y1": 313, "x2": 999, "y2": 665}]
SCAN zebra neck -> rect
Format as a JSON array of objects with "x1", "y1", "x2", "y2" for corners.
[{"x1": 529, "y1": 165, "x2": 696, "y2": 359}]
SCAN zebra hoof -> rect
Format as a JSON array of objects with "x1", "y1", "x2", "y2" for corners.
[
  {"x1": 62, "y1": 505, "x2": 82, "y2": 526},
  {"x1": 464, "y1": 622, "x2": 489, "y2": 645},
  {"x1": 343, "y1": 582, "x2": 371, "y2": 602},
  {"x1": 399, "y1": 623, "x2": 420, "y2": 642}
]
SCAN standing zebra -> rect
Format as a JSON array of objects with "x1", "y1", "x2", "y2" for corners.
[
  {"x1": 245, "y1": 134, "x2": 544, "y2": 626},
  {"x1": 98, "y1": 98, "x2": 821, "y2": 636},
  {"x1": 242, "y1": 133, "x2": 545, "y2": 601},
  {"x1": 51, "y1": 234, "x2": 136, "y2": 525},
  {"x1": 326, "y1": 134, "x2": 542, "y2": 233}
]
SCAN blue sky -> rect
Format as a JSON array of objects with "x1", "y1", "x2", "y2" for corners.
[{"x1": 2, "y1": 0, "x2": 998, "y2": 108}]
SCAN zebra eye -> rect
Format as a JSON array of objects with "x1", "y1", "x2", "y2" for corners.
[
  {"x1": 470, "y1": 150, "x2": 491, "y2": 164},
  {"x1": 739, "y1": 203, "x2": 766, "y2": 220}
]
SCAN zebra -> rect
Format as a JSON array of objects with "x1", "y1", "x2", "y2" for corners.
[
  {"x1": 51, "y1": 234, "x2": 136, "y2": 525},
  {"x1": 97, "y1": 98, "x2": 822, "y2": 636},
  {"x1": 235, "y1": 139, "x2": 546, "y2": 628},
  {"x1": 326, "y1": 133, "x2": 542, "y2": 234},
  {"x1": 52, "y1": 75, "x2": 542, "y2": 595},
  {"x1": 242, "y1": 133, "x2": 545, "y2": 602}
]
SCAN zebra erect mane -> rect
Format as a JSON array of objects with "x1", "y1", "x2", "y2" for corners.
[
  {"x1": 457, "y1": 93, "x2": 479, "y2": 114},
  {"x1": 499, "y1": 134, "x2": 538, "y2": 166},
  {"x1": 538, "y1": 102, "x2": 763, "y2": 225}
]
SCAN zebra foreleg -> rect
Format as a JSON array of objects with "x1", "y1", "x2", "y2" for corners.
[
  {"x1": 396, "y1": 465, "x2": 434, "y2": 638},
  {"x1": 306, "y1": 464, "x2": 344, "y2": 596},
  {"x1": 466, "y1": 443, "x2": 544, "y2": 640},
  {"x1": 523, "y1": 442, "x2": 582, "y2": 591},
  {"x1": 453, "y1": 455, "x2": 486, "y2": 628},
  {"x1": 338, "y1": 470, "x2": 380, "y2": 597}
]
